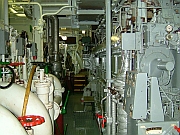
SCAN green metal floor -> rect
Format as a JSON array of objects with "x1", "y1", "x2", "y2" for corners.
[{"x1": 64, "y1": 92, "x2": 100, "y2": 135}]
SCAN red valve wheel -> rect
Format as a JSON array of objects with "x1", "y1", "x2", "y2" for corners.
[
  {"x1": 10, "y1": 62, "x2": 25, "y2": 66},
  {"x1": 174, "y1": 126, "x2": 180, "y2": 133},
  {"x1": 18, "y1": 115, "x2": 45, "y2": 127}
]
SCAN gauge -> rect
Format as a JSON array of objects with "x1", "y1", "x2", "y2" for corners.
[{"x1": 166, "y1": 25, "x2": 173, "y2": 32}]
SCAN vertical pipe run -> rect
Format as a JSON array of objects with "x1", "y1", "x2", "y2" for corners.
[
  {"x1": 46, "y1": 18, "x2": 50, "y2": 43},
  {"x1": 52, "y1": 15, "x2": 59, "y2": 54},
  {"x1": 2, "y1": 55, "x2": 5, "y2": 81},
  {"x1": 106, "y1": 0, "x2": 112, "y2": 134},
  {"x1": 112, "y1": 96, "x2": 117, "y2": 135}
]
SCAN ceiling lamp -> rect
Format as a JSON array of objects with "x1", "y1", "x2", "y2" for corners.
[
  {"x1": 61, "y1": 35, "x2": 67, "y2": 40},
  {"x1": 9, "y1": 8, "x2": 17, "y2": 13},
  {"x1": 82, "y1": 30, "x2": 86, "y2": 34},
  {"x1": 16, "y1": 14, "x2": 26, "y2": 17}
]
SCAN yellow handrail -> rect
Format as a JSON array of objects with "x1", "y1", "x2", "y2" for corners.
[{"x1": 22, "y1": 65, "x2": 37, "y2": 116}]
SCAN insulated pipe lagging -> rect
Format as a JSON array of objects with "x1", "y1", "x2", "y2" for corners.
[
  {"x1": 68, "y1": 51, "x2": 83, "y2": 70},
  {"x1": 112, "y1": 98, "x2": 117, "y2": 135},
  {"x1": 76, "y1": 52, "x2": 83, "y2": 69},
  {"x1": 0, "y1": 105, "x2": 28, "y2": 135},
  {"x1": 49, "y1": 74, "x2": 64, "y2": 106},
  {"x1": 0, "y1": 83, "x2": 52, "y2": 135}
]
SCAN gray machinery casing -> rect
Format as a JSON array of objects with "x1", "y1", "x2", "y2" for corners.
[{"x1": 82, "y1": 0, "x2": 180, "y2": 135}]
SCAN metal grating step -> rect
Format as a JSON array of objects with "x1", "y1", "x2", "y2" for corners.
[{"x1": 73, "y1": 111, "x2": 95, "y2": 129}]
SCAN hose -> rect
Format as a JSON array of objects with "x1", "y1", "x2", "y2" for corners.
[
  {"x1": 0, "y1": 65, "x2": 15, "y2": 89},
  {"x1": 22, "y1": 65, "x2": 37, "y2": 116}
]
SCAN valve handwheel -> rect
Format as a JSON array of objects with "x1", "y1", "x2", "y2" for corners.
[
  {"x1": 18, "y1": 115, "x2": 45, "y2": 127},
  {"x1": 10, "y1": 62, "x2": 25, "y2": 66}
]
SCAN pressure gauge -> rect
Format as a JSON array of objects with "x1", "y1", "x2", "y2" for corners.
[{"x1": 166, "y1": 25, "x2": 173, "y2": 32}]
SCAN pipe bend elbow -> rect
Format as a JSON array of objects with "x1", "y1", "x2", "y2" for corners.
[
  {"x1": 49, "y1": 74, "x2": 64, "y2": 92},
  {"x1": 0, "y1": 105, "x2": 28, "y2": 135},
  {"x1": 0, "y1": 83, "x2": 53, "y2": 135}
]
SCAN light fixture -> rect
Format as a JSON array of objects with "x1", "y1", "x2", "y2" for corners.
[
  {"x1": 82, "y1": 30, "x2": 86, "y2": 34},
  {"x1": 61, "y1": 27, "x2": 67, "y2": 30},
  {"x1": 16, "y1": 14, "x2": 26, "y2": 17},
  {"x1": 9, "y1": 8, "x2": 17, "y2": 13},
  {"x1": 61, "y1": 35, "x2": 67, "y2": 40}
]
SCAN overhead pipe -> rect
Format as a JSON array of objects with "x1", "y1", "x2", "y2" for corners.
[
  {"x1": 8, "y1": 2, "x2": 43, "y2": 17},
  {"x1": 41, "y1": 3, "x2": 69, "y2": 6},
  {"x1": 0, "y1": 105, "x2": 28, "y2": 135},
  {"x1": 105, "y1": 0, "x2": 112, "y2": 135},
  {"x1": 0, "y1": 83, "x2": 52, "y2": 135},
  {"x1": 41, "y1": 6, "x2": 74, "y2": 19}
]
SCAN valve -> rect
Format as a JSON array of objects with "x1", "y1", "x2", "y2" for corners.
[
  {"x1": 31, "y1": 62, "x2": 52, "y2": 74},
  {"x1": 0, "y1": 62, "x2": 10, "y2": 65},
  {"x1": 0, "y1": 65, "x2": 15, "y2": 89},
  {"x1": 18, "y1": 115, "x2": 45, "y2": 127},
  {"x1": 96, "y1": 113, "x2": 107, "y2": 128},
  {"x1": 9, "y1": 62, "x2": 25, "y2": 66},
  {"x1": 174, "y1": 126, "x2": 180, "y2": 133},
  {"x1": 108, "y1": 87, "x2": 117, "y2": 95}
]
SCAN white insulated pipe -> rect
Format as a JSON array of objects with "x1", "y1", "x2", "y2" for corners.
[
  {"x1": 22, "y1": 56, "x2": 28, "y2": 80},
  {"x1": 46, "y1": 76, "x2": 55, "y2": 132},
  {"x1": 35, "y1": 81, "x2": 51, "y2": 105},
  {"x1": 112, "y1": 96, "x2": 117, "y2": 135},
  {"x1": 48, "y1": 74, "x2": 64, "y2": 119},
  {"x1": 8, "y1": 2, "x2": 43, "y2": 17},
  {"x1": 0, "y1": 83, "x2": 53, "y2": 135},
  {"x1": 0, "y1": 105, "x2": 28, "y2": 135},
  {"x1": 31, "y1": 73, "x2": 63, "y2": 120},
  {"x1": 106, "y1": 0, "x2": 112, "y2": 134}
]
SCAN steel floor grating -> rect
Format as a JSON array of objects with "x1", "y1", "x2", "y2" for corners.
[{"x1": 63, "y1": 93, "x2": 99, "y2": 135}]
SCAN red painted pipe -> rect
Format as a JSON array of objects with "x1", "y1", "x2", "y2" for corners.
[{"x1": 55, "y1": 106, "x2": 64, "y2": 135}]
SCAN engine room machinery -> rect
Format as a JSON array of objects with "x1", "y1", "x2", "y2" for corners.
[
  {"x1": 0, "y1": 0, "x2": 180, "y2": 135},
  {"x1": 83, "y1": 0, "x2": 180, "y2": 135}
]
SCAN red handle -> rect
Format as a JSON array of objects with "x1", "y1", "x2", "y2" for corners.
[
  {"x1": 10, "y1": 62, "x2": 25, "y2": 66},
  {"x1": 95, "y1": 113, "x2": 106, "y2": 128},
  {"x1": 174, "y1": 126, "x2": 180, "y2": 133},
  {"x1": 18, "y1": 115, "x2": 45, "y2": 127}
]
